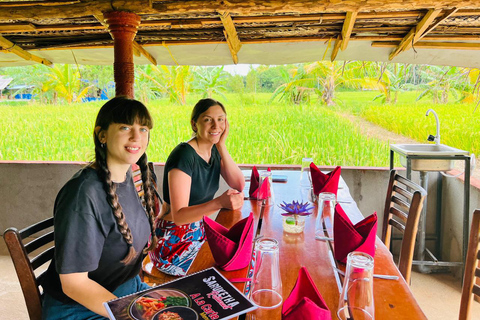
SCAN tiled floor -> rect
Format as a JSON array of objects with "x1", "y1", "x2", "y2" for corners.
[{"x1": 1, "y1": 246, "x2": 479, "y2": 319}]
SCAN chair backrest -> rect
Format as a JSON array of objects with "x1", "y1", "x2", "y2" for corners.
[
  {"x1": 381, "y1": 170, "x2": 426, "y2": 284},
  {"x1": 3, "y1": 217, "x2": 54, "y2": 320},
  {"x1": 459, "y1": 209, "x2": 480, "y2": 320}
]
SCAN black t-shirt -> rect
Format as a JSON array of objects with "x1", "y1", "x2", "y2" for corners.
[
  {"x1": 163, "y1": 143, "x2": 221, "y2": 206},
  {"x1": 42, "y1": 167, "x2": 151, "y2": 303}
]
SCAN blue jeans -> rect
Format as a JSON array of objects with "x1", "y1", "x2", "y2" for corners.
[{"x1": 42, "y1": 275, "x2": 150, "y2": 320}]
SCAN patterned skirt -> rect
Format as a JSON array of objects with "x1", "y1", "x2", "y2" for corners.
[{"x1": 149, "y1": 218, "x2": 205, "y2": 276}]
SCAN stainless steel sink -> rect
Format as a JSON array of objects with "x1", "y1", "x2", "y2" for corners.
[{"x1": 390, "y1": 144, "x2": 469, "y2": 171}]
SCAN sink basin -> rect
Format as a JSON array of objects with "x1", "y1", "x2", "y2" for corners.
[{"x1": 391, "y1": 144, "x2": 469, "y2": 171}]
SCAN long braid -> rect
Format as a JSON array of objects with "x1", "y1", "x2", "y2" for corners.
[
  {"x1": 95, "y1": 144, "x2": 137, "y2": 264},
  {"x1": 137, "y1": 153, "x2": 158, "y2": 253}
]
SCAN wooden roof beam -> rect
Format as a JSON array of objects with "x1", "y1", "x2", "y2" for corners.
[
  {"x1": 133, "y1": 41, "x2": 157, "y2": 65},
  {"x1": 0, "y1": 0, "x2": 155, "y2": 20},
  {"x1": 331, "y1": 34, "x2": 342, "y2": 61},
  {"x1": 218, "y1": 10, "x2": 242, "y2": 64},
  {"x1": 374, "y1": 41, "x2": 480, "y2": 50},
  {"x1": 417, "y1": 7, "x2": 459, "y2": 41},
  {"x1": 341, "y1": 11, "x2": 357, "y2": 51},
  {"x1": 389, "y1": 8, "x2": 442, "y2": 60},
  {"x1": 0, "y1": 35, "x2": 52, "y2": 66}
]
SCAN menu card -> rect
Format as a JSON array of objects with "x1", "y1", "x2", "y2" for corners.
[{"x1": 104, "y1": 267, "x2": 257, "y2": 320}]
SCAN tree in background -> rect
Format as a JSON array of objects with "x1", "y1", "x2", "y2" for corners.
[
  {"x1": 270, "y1": 64, "x2": 315, "y2": 104},
  {"x1": 44, "y1": 64, "x2": 91, "y2": 103},
  {"x1": 192, "y1": 66, "x2": 228, "y2": 99}
]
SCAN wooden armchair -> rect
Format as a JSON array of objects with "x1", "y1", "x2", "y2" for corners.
[
  {"x1": 459, "y1": 209, "x2": 480, "y2": 320},
  {"x1": 382, "y1": 170, "x2": 426, "y2": 284},
  {"x1": 3, "y1": 217, "x2": 54, "y2": 320}
]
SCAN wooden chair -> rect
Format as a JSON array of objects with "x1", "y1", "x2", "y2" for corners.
[
  {"x1": 459, "y1": 209, "x2": 480, "y2": 320},
  {"x1": 382, "y1": 170, "x2": 426, "y2": 284},
  {"x1": 3, "y1": 217, "x2": 54, "y2": 320}
]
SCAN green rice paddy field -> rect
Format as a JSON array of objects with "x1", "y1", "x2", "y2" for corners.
[{"x1": 1, "y1": 92, "x2": 478, "y2": 166}]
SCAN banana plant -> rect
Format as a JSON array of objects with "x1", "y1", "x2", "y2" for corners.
[
  {"x1": 44, "y1": 64, "x2": 91, "y2": 103},
  {"x1": 192, "y1": 66, "x2": 228, "y2": 99}
]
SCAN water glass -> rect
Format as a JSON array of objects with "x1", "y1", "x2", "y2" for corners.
[
  {"x1": 337, "y1": 252, "x2": 375, "y2": 320},
  {"x1": 299, "y1": 157, "x2": 313, "y2": 188},
  {"x1": 251, "y1": 238, "x2": 283, "y2": 309},
  {"x1": 315, "y1": 192, "x2": 337, "y2": 238},
  {"x1": 258, "y1": 170, "x2": 274, "y2": 206}
]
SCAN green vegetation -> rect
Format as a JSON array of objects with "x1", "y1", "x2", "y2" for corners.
[{"x1": 0, "y1": 93, "x2": 391, "y2": 166}]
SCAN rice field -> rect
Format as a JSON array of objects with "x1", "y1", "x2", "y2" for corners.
[{"x1": 0, "y1": 93, "x2": 393, "y2": 166}]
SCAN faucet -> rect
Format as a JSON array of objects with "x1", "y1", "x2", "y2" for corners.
[{"x1": 426, "y1": 109, "x2": 440, "y2": 145}]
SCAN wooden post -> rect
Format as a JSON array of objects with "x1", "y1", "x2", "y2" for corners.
[{"x1": 103, "y1": 11, "x2": 140, "y2": 99}]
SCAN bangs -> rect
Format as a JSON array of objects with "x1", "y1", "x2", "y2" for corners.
[
  {"x1": 96, "y1": 97, "x2": 153, "y2": 130},
  {"x1": 111, "y1": 103, "x2": 153, "y2": 129}
]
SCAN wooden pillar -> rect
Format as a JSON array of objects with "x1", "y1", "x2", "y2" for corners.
[{"x1": 103, "y1": 11, "x2": 140, "y2": 99}]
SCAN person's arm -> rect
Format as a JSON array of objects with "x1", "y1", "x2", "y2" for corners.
[
  {"x1": 216, "y1": 119, "x2": 245, "y2": 192},
  {"x1": 167, "y1": 168, "x2": 244, "y2": 225},
  {"x1": 59, "y1": 273, "x2": 116, "y2": 317}
]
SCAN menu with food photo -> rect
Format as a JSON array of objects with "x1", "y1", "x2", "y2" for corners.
[{"x1": 104, "y1": 267, "x2": 257, "y2": 320}]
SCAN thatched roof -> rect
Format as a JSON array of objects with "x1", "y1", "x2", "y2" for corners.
[{"x1": 1, "y1": 0, "x2": 480, "y2": 67}]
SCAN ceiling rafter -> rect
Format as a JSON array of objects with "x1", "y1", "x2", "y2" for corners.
[
  {"x1": 374, "y1": 41, "x2": 480, "y2": 50},
  {"x1": 388, "y1": 8, "x2": 442, "y2": 60},
  {"x1": 417, "y1": 7, "x2": 459, "y2": 41},
  {"x1": 331, "y1": 34, "x2": 342, "y2": 61},
  {"x1": 94, "y1": 13, "x2": 157, "y2": 65},
  {"x1": 0, "y1": 35, "x2": 52, "y2": 66},
  {"x1": 218, "y1": 10, "x2": 242, "y2": 64},
  {"x1": 341, "y1": 11, "x2": 357, "y2": 51}
]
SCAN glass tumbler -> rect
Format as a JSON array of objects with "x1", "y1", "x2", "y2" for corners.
[
  {"x1": 251, "y1": 238, "x2": 283, "y2": 309},
  {"x1": 258, "y1": 170, "x2": 274, "y2": 206},
  {"x1": 337, "y1": 252, "x2": 375, "y2": 320},
  {"x1": 300, "y1": 157, "x2": 313, "y2": 202},
  {"x1": 315, "y1": 192, "x2": 337, "y2": 239}
]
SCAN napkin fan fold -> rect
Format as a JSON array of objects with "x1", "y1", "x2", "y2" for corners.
[
  {"x1": 249, "y1": 166, "x2": 272, "y2": 199},
  {"x1": 310, "y1": 163, "x2": 341, "y2": 196},
  {"x1": 333, "y1": 204, "x2": 377, "y2": 263},
  {"x1": 282, "y1": 266, "x2": 332, "y2": 320},
  {"x1": 203, "y1": 212, "x2": 254, "y2": 271}
]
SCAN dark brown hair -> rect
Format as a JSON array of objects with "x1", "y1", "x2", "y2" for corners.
[
  {"x1": 93, "y1": 96, "x2": 158, "y2": 264},
  {"x1": 190, "y1": 98, "x2": 226, "y2": 133}
]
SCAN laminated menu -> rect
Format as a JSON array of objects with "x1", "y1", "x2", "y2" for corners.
[{"x1": 104, "y1": 267, "x2": 257, "y2": 320}]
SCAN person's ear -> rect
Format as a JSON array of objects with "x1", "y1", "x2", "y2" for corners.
[
  {"x1": 95, "y1": 126, "x2": 107, "y2": 143},
  {"x1": 191, "y1": 120, "x2": 197, "y2": 133}
]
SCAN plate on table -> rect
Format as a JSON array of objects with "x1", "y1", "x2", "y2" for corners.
[
  {"x1": 129, "y1": 289, "x2": 190, "y2": 320},
  {"x1": 153, "y1": 306, "x2": 198, "y2": 320}
]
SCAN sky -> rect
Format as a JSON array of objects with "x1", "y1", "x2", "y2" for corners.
[{"x1": 222, "y1": 64, "x2": 259, "y2": 76}]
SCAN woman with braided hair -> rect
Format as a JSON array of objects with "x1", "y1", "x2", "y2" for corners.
[{"x1": 41, "y1": 97, "x2": 158, "y2": 319}]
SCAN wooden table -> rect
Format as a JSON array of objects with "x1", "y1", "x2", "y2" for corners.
[{"x1": 143, "y1": 170, "x2": 427, "y2": 320}]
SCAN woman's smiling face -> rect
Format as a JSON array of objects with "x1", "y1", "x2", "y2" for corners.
[
  {"x1": 101, "y1": 121, "x2": 150, "y2": 168},
  {"x1": 193, "y1": 104, "x2": 226, "y2": 144}
]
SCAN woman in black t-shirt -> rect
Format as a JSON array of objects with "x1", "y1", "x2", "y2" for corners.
[
  {"x1": 41, "y1": 97, "x2": 158, "y2": 319},
  {"x1": 149, "y1": 98, "x2": 244, "y2": 276}
]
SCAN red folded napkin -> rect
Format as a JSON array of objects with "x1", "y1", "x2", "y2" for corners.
[
  {"x1": 310, "y1": 164, "x2": 341, "y2": 196},
  {"x1": 249, "y1": 166, "x2": 272, "y2": 199},
  {"x1": 282, "y1": 267, "x2": 332, "y2": 320},
  {"x1": 203, "y1": 212, "x2": 255, "y2": 271},
  {"x1": 333, "y1": 204, "x2": 377, "y2": 263}
]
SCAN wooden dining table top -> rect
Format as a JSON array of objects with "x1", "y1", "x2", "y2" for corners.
[{"x1": 142, "y1": 170, "x2": 427, "y2": 320}]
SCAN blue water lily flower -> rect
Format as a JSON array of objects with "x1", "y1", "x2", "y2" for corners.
[{"x1": 279, "y1": 200, "x2": 314, "y2": 216}]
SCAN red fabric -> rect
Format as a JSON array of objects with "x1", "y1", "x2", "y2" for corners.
[
  {"x1": 249, "y1": 166, "x2": 272, "y2": 199},
  {"x1": 203, "y1": 212, "x2": 255, "y2": 271},
  {"x1": 282, "y1": 267, "x2": 331, "y2": 320},
  {"x1": 333, "y1": 204, "x2": 377, "y2": 263},
  {"x1": 249, "y1": 166, "x2": 260, "y2": 198},
  {"x1": 310, "y1": 164, "x2": 341, "y2": 196}
]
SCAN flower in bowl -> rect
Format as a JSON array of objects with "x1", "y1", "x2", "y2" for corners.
[{"x1": 279, "y1": 200, "x2": 314, "y2": 216}]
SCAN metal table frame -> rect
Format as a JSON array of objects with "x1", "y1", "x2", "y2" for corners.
[{"x1": 390, "y1": 150, "x2": 471, "y2": 271}]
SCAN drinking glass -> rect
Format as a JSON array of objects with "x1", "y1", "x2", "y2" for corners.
[
  {"x1": 315, "y1": 192, "x2": 337, "y2": 239},
  {"x1": 300, "y1": 157, "x2": 313, "y2": 201},
  {"x1": 337, "y1": 252, "x2": 375, "y2": 320},
  {"x1": 251, "y1": 238, "x2": 283, "y2": 309},
  {"x1": 258, "y1": 170, "x2": 274, "y2": 206}
]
